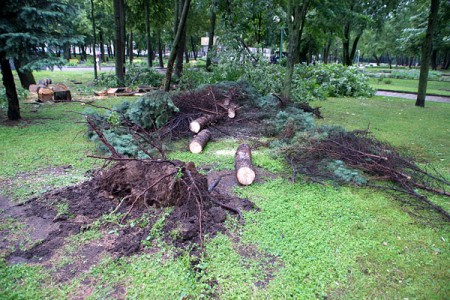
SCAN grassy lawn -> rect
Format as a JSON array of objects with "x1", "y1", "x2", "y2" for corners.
[
  {"x1": 369, "y1": 77, "x2": 450, "y2": 96},
  {"x1": 0, "y1": 71, "x2": 449, "y2": 299}
]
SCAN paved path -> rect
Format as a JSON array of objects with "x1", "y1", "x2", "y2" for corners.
[{"x1": 376, "y1": 90, "x2": 450, "y2": 103}]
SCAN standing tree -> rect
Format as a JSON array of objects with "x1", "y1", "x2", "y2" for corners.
[
  {"x1": 282, "y1": 0, "x2": 310, "y2": 98},
  {"x1": 114, "y1": 0, "x2": 126, "y2": 85},
  {"x1": 164, "y1": 0, "x2": 191, "y2": 91},
  {"x1": 416, "y1": 0, "x2": 440, "y2": 107}
]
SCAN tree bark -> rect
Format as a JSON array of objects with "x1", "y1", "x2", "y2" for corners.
[
  {"x1": 235, "y1": 144, "x2": 255, "y2": 186},
  {"x1": 114, "y1": 0, "x2": 125, "y2": 85},
  {"x1": 416, "y1": 0, "x2": 440, "y2": 107},
  {"x1": 282, "y1": 0, "x2": 310, "y2": 98},
  {"x1": 176, "y1": 0, "x2": 187, "y2": 77},
  {"x1": 158, "y1": 30, "x2": 164, "y2": 68},
  {"x1": 189, "y1": 114, "x2": 219, "y2": 133},
  {"x1": 14, "y1": 58, "x2": 36, "y2": 89},
  {"x1": 189, "y1": 129, "x2": 211, "y2": 153},
  {"x1": 90, "y1": 0, "x2": 98, "y2": 80},
  {"x1": 99, "y1": 29, "x2": 106, "y2": 62},
  {"x1": 191, "y1": 36, "x2": 197, "y2": 60},
  {"x1": 129, "y1": 30, "x2": 134, "y2": 64},
  {"x1": 431, "y1": 49, "x2": 437, "y2": 70},
  {"x1": 164, "y1": 0, "x2": 191, "y2": 91},
  {"x1": 145, "y1": 0, "x2": 153, "y2": 67},
  {"x1": 1, "y1": 51, "x2": 21, "y2": 120},
  {"x1": 206, "y1": 0, "x2": 217, "y2": 70}
]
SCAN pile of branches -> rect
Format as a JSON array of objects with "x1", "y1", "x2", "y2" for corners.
[
  {"x1": 161, "y1": 82, "x2": 254, "y2": 137},
  {"x1": 285, "y1": 127, "x2": 450, "y2": 221}
]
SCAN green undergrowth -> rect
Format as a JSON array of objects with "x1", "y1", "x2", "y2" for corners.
[{"x1": 234, "y1": 179, "x2": 450, "y2": 299}]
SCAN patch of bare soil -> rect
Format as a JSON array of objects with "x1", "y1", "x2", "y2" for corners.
[{"x1": 1, "y1": 160, "x2": 255, "y2": 271}]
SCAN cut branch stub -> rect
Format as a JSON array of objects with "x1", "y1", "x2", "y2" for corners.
[
  {"x1": 227, "y1": 104, "x2": 239, "y2": 119},
  {"x1": 235, "y1": 144, "x2": 256, "y2": 186},
  {"x1": 189, "y1": 129, "x2": 211, "y2": 154},
  {"x1": 189, "y1": 114, "x2": 219, "y2": 133}
]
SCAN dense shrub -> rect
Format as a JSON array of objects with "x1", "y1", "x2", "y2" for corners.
[
  {"x1": 180, "y1": 61, "x2": 374, "y2": 101},
  {"x1": 85, "y1": 91, "x2": 178, "y2": 157}
]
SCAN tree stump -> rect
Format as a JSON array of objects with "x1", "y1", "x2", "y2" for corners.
[
  {"x1": 235, "y1": 144, "x2": 256, "y2": 186},
  {"x1": 189, "y1": 114, "x2": 219, "y2": 133},
  {"x1": 189, "y1": 129, "x2": 211, "y2": 154}
]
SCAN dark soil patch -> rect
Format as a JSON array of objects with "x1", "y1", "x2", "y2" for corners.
[{"x1": 2, "y1": 160, "x2": 255, "y2": 266}]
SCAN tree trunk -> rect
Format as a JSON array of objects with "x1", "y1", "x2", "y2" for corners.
[
  {"x1": 0, "y1": 51, "x2": 21, "y2": 120},
  {"x1": 99, "y1": 29, "x2": 106, "y2": 62},
  {"x1": 191, "y1": 36, "x2": 198, "y2": 60},
  {"x1": 235, "y1": 144, "x2": 255, "y2": 186},
  {"x1": 206, "y1": 0, "x2": 217, "y2": 70},
  {"x1": 282, "y1": 0, "x2": 309, "y2": 98},
  {"x1": 444, "y1": 51, "x2": 450, "y2": 69},
  {"x1": 431, "y1": 49, "x2": 437, "y2": 70},
  {"x1": 387, "y1": 52, "x2": 392, "y2": 69},
  {"x1": 14, "y1": 58, "x2": 36, "y2": 89},
  {"x1": 145, "y1": 0, "x2": 153, "y2": 67},
  {"x1": 373, "y1": 54, "x2": 381, "y2": 66},
  {"x1": 416, "y1": 0, "x2": 440, "y2": 107},
  {"x1": 90, "y1": 0, "x2": 98, "y2": 80},
  {"x1": 158, "y1": 30, "x2": 164, "y2": 68},
  {"x1": 176, "y1": 0, "x2": 187, "y2": 77},
  {"x1": 189, "y1": 129, "x2": 211, "y2": 153},
  {"x1": 129, "y1": 30, "x2": 134, "y2": 64},
  {"x1": 189, "y1": 114, "x2": 219, "y2": 133},
  {"x1": 114, "y1": 0, "x2": 125, "y2": 85},
  {"x1": 323, "y1": 32, "x2": 333, "y2": 64},
  {"x1": 164, "y1": 0, "x2": 191, "y2": 91}
]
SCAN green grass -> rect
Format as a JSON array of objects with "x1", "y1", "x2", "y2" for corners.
[
  {"x1": 369, "y1": 78, "x2": 450, "y2": 96},
  {"x1": 311, "y1": 96, "x2": 450, "y2": 171}
]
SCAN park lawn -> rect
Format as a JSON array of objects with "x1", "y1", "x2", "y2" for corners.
[
  {"x1": 369, "y1": 77, "x2": 450, "y2": 96},
  {"x1": 0, "y1": 83, "x2": 449, "y2": 299}
]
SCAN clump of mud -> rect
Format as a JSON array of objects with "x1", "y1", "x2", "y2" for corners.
[{"x1": 3, "y1": 160, "x2": 253, "y2": 263}]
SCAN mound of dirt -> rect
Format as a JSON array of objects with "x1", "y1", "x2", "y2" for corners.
[{"x1": 3, "y1": 160, "x2": 254, "y2": 263}]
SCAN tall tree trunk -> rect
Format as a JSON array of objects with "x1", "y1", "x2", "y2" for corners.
[
  {"x1": 282, "y1": 0, "x2": 309, "y2": 98},
  {"x1": 164, "y1": 0, "x2": 191, "y2": 91},
  {"x1": 184, "y1": 48, "x2": 189, "y2": 63},
  {"x1": 90, "y1": 0, "x2": 98, "y2": 80},
  {"x1": 323, "y1": 32, "x2": 333, "y2": 64},
  {"x1": 129, "y1": 30, "x2": 134, "y2": 64},
  {"x1": 99, "y1": 28, "x2": 106, "y2": 62},
  {"x1": 373, "y1": 54, "x2": 381, "y2": 66},
  {"x1": 416, "y1": 0, "x2": 440, "y2": 107},
  {"x1": 158, "y1": 30, "x2": 164, "y2": 68},
  {"x1": 72, "y1": 45, "x2": 77, "y2": 57},
  {"x1": 14, "y1": 58, "x2": 36, "y2": 89},
  {"x1": 145, "y1": 0, "x2": 153, "y2": 67},
  {"x1": 63, "y1": 43, "x2": 71, "y2": 60},
  {"x1": 342, "y1": 22, "x2": 351, "y2": 65},
  {"x1": 191, "y1": 36, "x2": 197, "y2": 60},
  {"x1": 387, "y1": 52, "x2": 392, "y2": 69},
  {"x1": 0, "y1": 51, "x2": 20, "y2": 120},
  {"x1": 114, "y1": 0, "x2": 125, "y2": 85},
  {"x1": 206, "y1": 0, "x2": 217, "y2": 70},
  {"x1": 431, "y1": 49, "x2": 437, "y2": 70},
  {"x1": 175, "y1": 0, "x2": 187, "y2": 77}
]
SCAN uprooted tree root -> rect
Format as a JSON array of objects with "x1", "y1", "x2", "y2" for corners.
[
  {"x1": 97, "y1": 159, "x2": 245, "y2": 248},
  {"x1": 285, "y1": 128, "x2": 450, "y2": 221}
]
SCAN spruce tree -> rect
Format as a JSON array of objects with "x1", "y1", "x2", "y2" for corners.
[{"x1": 0, "y1": 0, "x2": 82, "y2": 120}]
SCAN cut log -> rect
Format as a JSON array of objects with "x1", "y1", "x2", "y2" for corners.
[
  {"x1": 189, "y1": 114, "x2": 219, "y2": 133},
  {"x1": 235, "y1": 144, "x2": 256, "y2": 186},
  {"x1": 50, "y1": 84, "x2": 72, "y2": 102},
  {"x1": 37, "y1": 87, "x2": 54, "y2": 101},
  {"x1": 227, "y1": 104, "x2": 238, "y2": 119},
  {"x1": 29, "y1": 84, "x2": 46, "y2": 93},
  {"x1": 189, "y1": 129, "x2": 211, "y2": 153}
]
